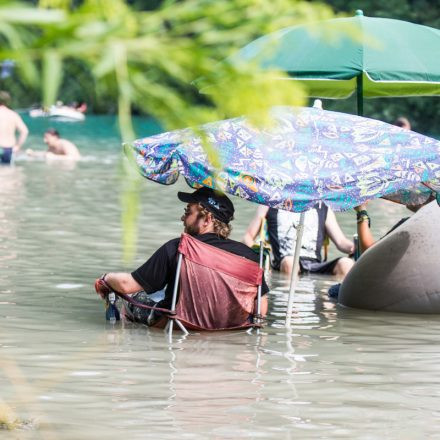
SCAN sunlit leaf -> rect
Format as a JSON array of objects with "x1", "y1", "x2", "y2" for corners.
[{"x1": 42, "y1": 50, "x2": 62, "y2": 106}]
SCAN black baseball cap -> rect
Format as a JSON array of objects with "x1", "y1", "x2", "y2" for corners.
[{"x1": 177, "y1": 187, "x2": 235, "y2": 224}]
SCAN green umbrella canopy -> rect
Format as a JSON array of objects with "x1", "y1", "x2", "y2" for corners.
[{"x1": 231, "y1": 10, "x2": 440, "y2": 112}]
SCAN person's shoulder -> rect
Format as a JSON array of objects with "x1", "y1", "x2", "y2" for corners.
[
  {"x1": 221, "y1": 236, "x2": 260, "y2": 261},
  {"x1": 151, "y1": 237, "x2": 181, "y2": 259},
  {"x1": 222, "y1": 236, "x2": 247, "y2": 246},
  {"x1": 193, "y1": 234, "x2": 260, "y2": 262},
  {"x1": 195, "y1": 233, "x2": 243, "y2": 249},
  {"x1": 1, "y1": 107, "x2": 18, "y2": 118},
  {"x1": 60, "y1": 138, "x2": 80, "y2": 155},
  {"x1": 256, "y1": 205, "x2": 269, "y2": 216},
  {"x1": 162, "y1": 237, "x2": 181, "y2": 248},
  {"x1": 60, "y1": 138, "x2": 77, "y2": 148},
  {"x1": 10, "y1": 108, "x2": 22, "y2": 119}
]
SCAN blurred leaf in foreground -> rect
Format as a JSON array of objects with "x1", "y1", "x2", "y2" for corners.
[{"x1": 1, "y1": 0, "x2": 338, "y2": 262}]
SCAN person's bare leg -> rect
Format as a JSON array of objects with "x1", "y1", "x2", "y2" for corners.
[
  {"x1": 332, "y1": 257, "x2": 354, "y2": 278},
  {"x1": 280, "y1": 256, "x2": 300, "y2": 277},
  {"x1": 254, "y1": 295, "x2": 269, "y2": 317}
]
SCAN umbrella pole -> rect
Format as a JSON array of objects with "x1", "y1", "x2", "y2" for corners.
[
  {"x1": 356, "y1": 74, "x2": 364, "y2": 116},
  {"x1": 285, "y1": 211, "x2": 306, "y2": 328}
]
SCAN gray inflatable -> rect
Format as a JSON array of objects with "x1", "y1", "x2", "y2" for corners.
[{"x1": 339, "y1": 201, "x2": 440, "y2": 313}]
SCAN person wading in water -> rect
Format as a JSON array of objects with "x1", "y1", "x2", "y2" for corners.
[{"x1": 0, "y1": 91, "x2": 28, "y2": 164}]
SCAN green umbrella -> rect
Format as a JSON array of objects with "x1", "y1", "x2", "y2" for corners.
[{"x1": 231, "y1": 10, "x2": 440, "y2": 115}]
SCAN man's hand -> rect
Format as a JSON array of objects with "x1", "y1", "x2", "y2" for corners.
[
  {"x1": 348, "y1": 242, "x2": 355, "y2": 256},
  {"x1": 94, "y1": 277, "x2": 111, "y2": 299}
]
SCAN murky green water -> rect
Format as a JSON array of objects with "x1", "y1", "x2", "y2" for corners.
[{"x1": 1, "y1": 115, "x2": 439, "y2": 439}]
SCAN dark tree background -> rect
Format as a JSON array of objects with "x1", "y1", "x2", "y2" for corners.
[
  {"x1": 320, "y1": 0, "x2": 440, "y2": 136},
  {"x1": 2, "y1": 0, "x2": 439, "y2": 136}
]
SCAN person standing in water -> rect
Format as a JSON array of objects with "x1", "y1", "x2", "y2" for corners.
[{"x1": 0, "y1": 91, "x2": 28, "y2": 164}]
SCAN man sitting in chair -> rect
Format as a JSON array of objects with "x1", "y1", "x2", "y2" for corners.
[
  {"x1": 95, "y1": 187, "x2": 269, "y2": 326},
  {"x1": 243, "y1": 203, "x2": 354, "y2": 278}
]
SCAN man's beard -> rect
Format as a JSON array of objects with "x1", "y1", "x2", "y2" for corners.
[{"x1": 184, "y1": 222, "x2": 200, "y2": 236}]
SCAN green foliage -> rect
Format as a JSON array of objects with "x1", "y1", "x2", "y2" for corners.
[
  {"x1": 0, "y1": 0, "x2": 338, "y2": 261},
  {"x1": 0, "y1": 0, "x2": 337, "y2": 132}
]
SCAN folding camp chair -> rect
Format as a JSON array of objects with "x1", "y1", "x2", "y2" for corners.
[
  {"x1": 101, "y1": 233, "x2": 265, "y2": 341},
  {"x1": 164, "y1": 233, "x2": 265, "y2": 340},
  {"x1": 251, "y1": 217, "x2": 272, "y2": 272}
]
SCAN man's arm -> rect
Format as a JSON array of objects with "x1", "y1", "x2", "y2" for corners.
[
  {"x1": 354, "y1": 204, "x2": 375, "y2": 253},
  {"x1": 325, "y1": 208, "x2": 355, "y2": 254},
  {"x1": 242, "y1": 205, "x2": 269, "y2": 247},
  {"x1": 14, "y1": 113, "x2": 28, "y2": 151},
  {"x1": 95, "y1": 240, "x2": 174, "y2": 299},
  {"x1": 103, "y1": 272, "x2": 143, "y2": 294}
]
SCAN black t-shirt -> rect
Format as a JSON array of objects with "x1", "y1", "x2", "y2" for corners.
[{"x1": 131, "y1": 233, "x2": 269, "y2": 309}]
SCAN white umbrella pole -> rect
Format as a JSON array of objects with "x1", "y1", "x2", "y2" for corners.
[{"x1": 285, "y1": 211, "x2": 306, "y2": 328}]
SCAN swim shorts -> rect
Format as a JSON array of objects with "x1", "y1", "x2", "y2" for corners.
[
  {"x1": 299, "y1": 257, "x2": 342, "y2": 275},
  {"x1": 0, "y1": 147, "x2": 13, "y2": 164}
]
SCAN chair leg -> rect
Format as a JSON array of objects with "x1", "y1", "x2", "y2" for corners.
[
  {"x1": 175, "y1": 319, "x2": 189, "y2": 335},
  {"x1": 164, "y1": 320, "x2": 171, "y2": 333},
  {"x1": 165, "y1": 318, "x2": 189, "y2": 341}
]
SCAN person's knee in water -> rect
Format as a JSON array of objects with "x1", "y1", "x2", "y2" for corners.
[{"x1": 243, "y1": 203, "x2": 354, "y2": 280}]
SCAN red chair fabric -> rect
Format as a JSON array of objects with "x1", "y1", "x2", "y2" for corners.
[{"x1": 173, "y1": 233, "x2": 263, "y2": 331}]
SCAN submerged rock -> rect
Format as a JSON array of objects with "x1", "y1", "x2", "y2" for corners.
[{"x1": 339, "y1": 200, "x2": 440, "y2": 313}]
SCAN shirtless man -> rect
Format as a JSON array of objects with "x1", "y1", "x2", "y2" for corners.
[
  {"x1": 27, "y1": 128, "x2": 80, "y2": 159},
  {"x1": 0, "y1": 91, "x2": 28, "y2": 164},
  {"x1": 43, "y1": 129, "x2": 80, "y2": 159}
]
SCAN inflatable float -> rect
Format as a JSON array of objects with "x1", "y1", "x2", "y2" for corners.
[
  {"x1": 29, "y1": 105, "x2": 85, "y2": 121},
  {"x1": 339, "y1": 200, "x2": 440, "y2": 313}
]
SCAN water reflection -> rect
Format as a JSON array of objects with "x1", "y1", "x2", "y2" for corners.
[{"x1": 166, "y1": 334, "x2": 266, "y2": 434}]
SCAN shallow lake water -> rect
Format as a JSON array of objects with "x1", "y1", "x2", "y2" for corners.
[{"x1": 1, "y1": 115, "x2": 439, "y2": 439}]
